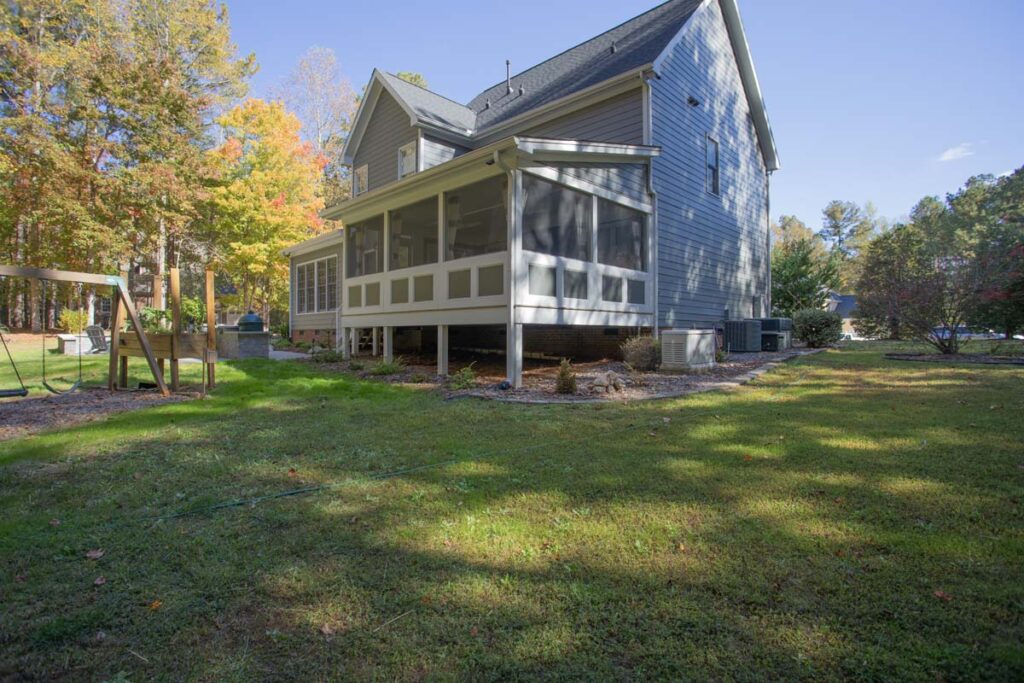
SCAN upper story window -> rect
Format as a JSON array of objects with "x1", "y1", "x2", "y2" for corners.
[
  {"x1": 295, "y1": 256, "x2": 338, "y2": 314},
  {"x1": 353, "y1": 164, "x2": 368, "y2": 197},
  {"x1": 398, "y1": 141, "x2": 417, "y2": 179},
  {"x1": 522, "y1": 175, "x2": 592, "y2": 262},
  {"x1": 445, "y1": 175, "x2": 507, "y2": 260},
  {"x1": 346, "y1": 215, "x2": 384, "y2": 278},
  {"x1": 390, "y1": 197, "x2": 438, "y2": 271},
  {"x1": 706, "y1": 135, "x2": 720, "y2": 195}
]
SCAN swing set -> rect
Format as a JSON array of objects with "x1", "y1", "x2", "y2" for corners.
[{"x1": 0, "y1": 265, "x2": 183, "y2": 398}]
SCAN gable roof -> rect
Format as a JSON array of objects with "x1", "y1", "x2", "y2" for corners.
[
  {"x1": 468, "y1": 0, "x2": 702, "y2": 131},
  {"x1": 343, "y1": 0, "x2": 778, "y2": 170}
]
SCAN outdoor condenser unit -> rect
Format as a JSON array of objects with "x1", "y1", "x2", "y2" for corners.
[
  {"x1": 760, "y1": 317, "x2": 793, "y2": 332},
  {"x1": 660, "y1": 329, "x2": 716, "y2": 371},
  {"x1": 723, "y1": 320, "x2": 762, "y2": 352}
]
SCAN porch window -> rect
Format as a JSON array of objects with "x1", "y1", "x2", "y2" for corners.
[
  {"x1": 346, "y1": 215, "x2": 384, "y2": 278},
  {"x1": 564, "y1": 269, "x2": 588, "y2": 300},
  {"x1": 597, "y1": 200, "x2": 647, "y2": 272},
  {"x1": 445, "y1": 176, "x2": 507, "y2": 260},
  {"x1": 522, "y1": 175, "x2": 592, "y2": 261},
  {"x1": 389, "y1": 197, "x2": 438, "y2": 271},
  {"x1": 353, "y1": 164, "x2": 368, "y2": 196}
]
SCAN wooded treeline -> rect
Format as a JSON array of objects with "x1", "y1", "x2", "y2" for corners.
[{"x1": 0, "y1": 1, "x2": 413, "y2": 331}]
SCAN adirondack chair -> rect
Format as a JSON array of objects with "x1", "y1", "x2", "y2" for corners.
[{"x1": 85, "y1": 325, "x2": 109, "y2": 354}]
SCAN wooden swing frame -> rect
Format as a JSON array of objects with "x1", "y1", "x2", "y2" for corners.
[{"x1": 0, "y1": 265, "x2": 217, "y2": 398}]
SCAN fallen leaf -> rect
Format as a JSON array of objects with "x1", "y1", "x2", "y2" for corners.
[
  {"x1": 287, "y1": 468, "x2": 298, "y2": 478},
  {"x1": 85, "y1": 549, "x2": 105, "y2": 560},
  {"x1": 320, "y1": 623, "x2": 335, "y2": 636},
  {"x1": 676, "y1": 543, "x2": 686, "y2": 553},
  {"x1": 133, "y1": 471, "x2": 144, "y2": 480},
  {"x1": 469, "y1": 626, "x2": 479, "y2": 637},
  {"x1": 93, "y1": 576, "x2": 107, "y2": 587},
  {"x1": 48, "y1": 519, "x2": 60, "y2": 527},
  {"x1": 742, "y1": 455, "x2": 754, "y2": 462},
  {"x1": 933, "y1": 590, "x2": 953, "y2": 602},
  {"x1": 149, "y1": 599, "x2": 163, "y2": 611}
]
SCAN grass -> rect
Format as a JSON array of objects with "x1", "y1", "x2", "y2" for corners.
[{"x1": 1, "y1": 340, "x2": 1023, "y2": 680}]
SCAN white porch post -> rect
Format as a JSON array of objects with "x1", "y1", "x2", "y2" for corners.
[
  {"x1": 383, "y1": 326, "x2": 394, "y2": 362},
  {"x1": 506, "y1": 323, "x2": 523, "y2": 387},
  {"x1": 372, "y1": 327, "x2": 379, "y2": 356},
  {"x1": 340, "y1": 326, "x2": 350, "y2": 359},
  {"x1": 437, "y1": 324, "x2": 449, "y2": 376},
  {"x1": 349, "y1": 328, "x2": 358, "y2": 357}
]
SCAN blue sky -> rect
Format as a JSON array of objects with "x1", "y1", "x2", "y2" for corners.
[{"x1": 225, "y1": 0, "x2": 1024, "y2": 227}]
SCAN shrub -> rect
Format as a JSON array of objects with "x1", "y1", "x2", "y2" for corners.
[
  {"x1": 448, "y1": 363, "x2": 477, "y2": 390},
  {"x1": 58, "y1": 309, "x2": 89, "y2": 334},
  {"x1": 179, "y1": 297, "x2": 205, "y2": 330},
  {"x1": 621, "y1": 335, "x2": 660, "y2": 371},
  {"x1": 715, "y1": 348, "x2": 729, "y2": 363},
  {"x1": 369, "y1": 357, "x2": 406, "y2": 376},
  {"x1": 793, "y1": 309, "x2": 843, "y2": 348},
  {"x1": 555, "y1": 358, "x2": 577, "y2": 394},
  {"x1": 293, "y1": 340, "x2": 311, "y2": 351},
  {"x1": 310, "y1": 350, "x2": 345, "y2": 363},
  {"x1": 137, "y1": 307, "x2": 170, "y2": 334},
  {"x1": 349, "y1": 360, "x2": 366, "y2": 371}
]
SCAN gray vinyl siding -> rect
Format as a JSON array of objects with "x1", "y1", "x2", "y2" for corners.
[
  {"x1": 538, "y1": 161, "x2": 649, "y2": 203},
  {"x1": 421, "y1": 135, "x2": 468, "y2": 170},
  {"x1": 650, "y1": 0, "x2": 769, "y2": 329},
  {"x1": 290, "y1": 242, "x2": 343, "y2": 331},
  {"x1": 352, "y1": 91, "x2": 417, "y2": 192},
  {"x1": 524, "y1": 89, "x2": 644, "y2": 144}
]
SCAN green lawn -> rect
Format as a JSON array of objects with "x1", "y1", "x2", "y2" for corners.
[{"x1": 1, "y1": 342, "x2": 1022, "y2": 681}]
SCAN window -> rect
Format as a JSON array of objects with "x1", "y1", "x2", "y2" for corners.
[
  {"x1": 448, "y1": 270, "x2": 471, "y2": 299},
  {"x1": 413, "y1": 274, "x2": 433, "y2": 302},
  {"x1": 706, "y1": 136, "x2": 720, "y2": 195},
  {"x1": 391, "y1": 278, "x2": 409, "y2": 304},
  {"x1": 445, "y1": 176, "x2": 507, "y2": 260},
  {"x1": 627, "y1": 279, "x2": 645, "y2": 305},
  {"x1": 348, "y1": 285, "x2": 362, "y2": 308},
  {"x1": 365, "y1": 282, "x2": 381, "y2": 307},
  {"x1": 522, "y1": 175, "x2": 592, "y2": 261},
  {"x1": 597, "y1": 200, "x2": 647, "y2": 271},
  {"x1": 295, "y1": 257, "x2": 338, "y2": 313},
  {"x1": 346, "y1": 215, "x2": 384, "y2": 278},
  {"x1": 353, "y1": 164, "x2": 368, "y2": 197},
  {"x1": 389, "y1": 197, "x2": 438, "y2": 271},
  {"x1": 528, "y1": 264, "x2": 556, "y2": 297},
  {"x1": 398, "y1": 141, "x2": 417, "y2": 179},
  {"x1": 477, "y1": 264, "x2": 504, "y2": 297},
  {"x1": 602, "y1": 275, "x2": 623, "y2": 303},
  {"x1": 564, "y1": 270, "x2": 588, "y2": 300}
]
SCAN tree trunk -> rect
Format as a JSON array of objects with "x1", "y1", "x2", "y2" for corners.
[{"x1": 29, "y1": 278, "x2": 41, "y2": 333}]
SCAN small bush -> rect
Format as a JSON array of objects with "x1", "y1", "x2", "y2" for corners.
[
  {"x1": 715, "y1": 348, "x2": 729, "y2": 363},
  {"x1": 448, "y1": 363, "x2": 477, "y2": 390},
  {"x1": 179, "y1": 296, "x2": 205, "y2": 330},
  {"x1": 293, "y1": 340, "x2": 311, "y2": 351},
  {"x1": 369, "y1": 357, "x2": 406, "y2": 376},
  {"x1": 310, "y1": 350, "x2": 345, "y2": 363},
  {"x1": 349, "y1": 360, "x2": 365, "y2": 371},
  {"x1": 407, "y1": 372, "x2": 429, "y2": 384},
  {"x1": 621, "y1": 335, "x2": 660, "y2": 371},
  {"x1": 58, "y1": 309, "x2": 90, "y2": 334},
  {"x1": 555, "y1": 358, "x2": 577, "y2": 394},
  {"x1": 793, "y1": 309, "x2": 843, "y2": 348}
]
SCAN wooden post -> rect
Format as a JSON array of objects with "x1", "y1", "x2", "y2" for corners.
[
  {"x1": 107, "y1": 290, "x2": 125, "y2": 391},
  {"x1": 117, "y1": 286, "x2": 170, "y2": 396},
  {"x1": 152, "y1": 272, "x2": 163, "y2": 311},
  {"x1": 169, "y1": 267, "x2": 181, "y2": 391},
  {"x1": 205, "y1": 269, "x2": 216, "y2": 389}
]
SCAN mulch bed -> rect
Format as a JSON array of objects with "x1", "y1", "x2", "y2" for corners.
[
  {"x1": 304, "y1": 348, "x2": 822, "y2": 403},
  {"x1": 886, "y1": 353, "x2": 1024, "y2": 366},
  {"x1": 0, "y1": 388, "x2": 194, "y2": 442}
]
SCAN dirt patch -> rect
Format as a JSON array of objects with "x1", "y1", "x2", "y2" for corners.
[
  {"x1": 885, "y1": 353, "x2": 1024, "y2": 366},
  {"x1": 0, "y1": 388, "x2": 194, "y2": 441},
  {"x1": 303, "y1": 349, "x2": 822, "y2": 403}
]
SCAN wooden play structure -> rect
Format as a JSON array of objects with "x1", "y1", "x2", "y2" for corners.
[{"x1": 0, "y1": 264, "x2": 218, "y2": 397}]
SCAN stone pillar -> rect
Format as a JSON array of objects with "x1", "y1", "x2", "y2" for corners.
[
  {"x1": 437, "y1": 325, "x2": 449, "y2": 376},
  {"x1": 506, "y1": 322, "x2": 523, "y2": 388}
]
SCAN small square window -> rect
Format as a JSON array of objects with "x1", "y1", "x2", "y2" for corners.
[
  {"x1": 528, "y1": 264, "x2": 556, "y2": 297},
  {"x1": 706, "y1": 136, "x2": 720, "y2": 195},
  {"x1": 477, "y1": 264, "x2": 504, "y2": 296},
  {"x1": 353, "y1": 165, "x2": 368, "y2": 196},
  {"x1": 413, "y1": 274, "x2": 433, "y2": 302},
  {"x1": 602, "y1": 276, "x2": 623, "y2": 303},
  {"x1": 564, "y1": 270, "x2": 588, "y2": 300},
  {"x1": 627, "y1": 279, "x2": 645, "y2": 305},
  {"x1": 391, "y1": 279, "x2": 409, "y2": 304},
  {"x1": 365, "y1": 282, "x2": 380, "y2": 307},
  {"x1": 448, "y1": 270, "x2": 471, "y2": 299},
  {"x1": 398, "y1": 141, "x2": 417, "y2": 179},
  {"x1": 348, "y1": 285, "x2": 362, "y2": 308}
]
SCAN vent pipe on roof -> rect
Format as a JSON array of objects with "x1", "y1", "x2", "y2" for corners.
[
  {"x1": 506, "y1": 60, "x2": 512, "y2": 95},
  {"x1": 610, "y1": 42, "x2": 617, "y2": 54}
]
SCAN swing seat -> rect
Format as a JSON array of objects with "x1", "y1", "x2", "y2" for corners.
[
  {"x1": 43, "y1": 379, "x2": 81, "y2": 396},
  {"x1": 0, "y1": 388, "x2": 29, "y2": 398}
]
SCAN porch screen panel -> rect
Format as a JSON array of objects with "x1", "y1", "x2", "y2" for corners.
[
  {"x1": 522, "y1": 175, "x2": 591, "y2": 261},
  {"x1": 390, "y1": 197, "x2": 438, "y2": 271},
  {"x1": 346, "y1": 215, "x2": 384, "y2": 278},
  {"x1": 445, "y1": 176, "x2": 507, "y2": 260},
  {"x1": 597, "y1": 200, "x2": 647, "y2": 271}
]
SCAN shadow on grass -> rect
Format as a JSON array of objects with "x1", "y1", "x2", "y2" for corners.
[{"x1": 1, "y1": 350, "x2": 1022, "y2": 681}]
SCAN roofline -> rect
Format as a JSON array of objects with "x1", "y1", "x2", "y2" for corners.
[{"x1": 281, "y1": 228, "x2": 344, "y2": 257}]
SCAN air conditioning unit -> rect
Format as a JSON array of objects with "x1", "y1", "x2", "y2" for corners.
[
  {"x1": 661, "y1": 329, "x2": 716, "y2": 371},
  {"x1": 724, "y1": 320, "x2": 762, "y2": 352},
  {"x1": 760, "y1": 317, "x2": 792, "y2": 332},
  {"x1": 761, "y1": 332, "x2": 784, "y2": 352}
]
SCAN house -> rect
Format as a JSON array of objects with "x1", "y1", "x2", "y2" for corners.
[
  {"x1": 827, "y1": 292, "x2": 859, "y2": 338},
  {"x1": 283, "y1": 0, "x2": 778, "y2": 386}
]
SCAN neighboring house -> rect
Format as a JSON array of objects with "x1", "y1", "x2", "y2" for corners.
[
  {"x1": 283, "y1": 0, "x2": 779, "y2": 386},
  {"x1": 828, "y1": 292, "x2": 859, "y2": 337}
]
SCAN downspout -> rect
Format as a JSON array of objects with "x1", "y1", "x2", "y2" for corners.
[
  {"x1": 766, "y1": 170, "x2": 772, "y2": 315},
  {"x1": 643, "y1": 73, "x2": 660, "y2": 337}
]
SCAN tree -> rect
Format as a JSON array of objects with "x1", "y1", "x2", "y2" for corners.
[
  {"x1": 854, "y1": 225, "x2": 927, "y2": 339},
  {"x1": 818, "y1": 200, "x2": 881, "y2": 290},
  {"x1": 207, "y1": 100, "x2": 326, "y2": 318},
  {"x1": 770, "y1": 237, "x2": 840, "y2": 316},
  {"x1": 276, "y1": 47, "x2": 357, "y2": 205},
  {"x1": 395, "y1": 72, "x2": 428, "y2": 89}
]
